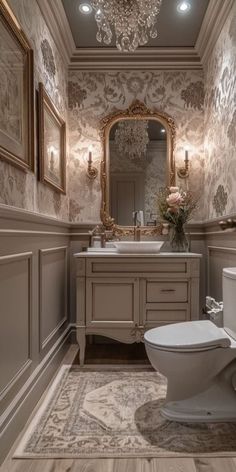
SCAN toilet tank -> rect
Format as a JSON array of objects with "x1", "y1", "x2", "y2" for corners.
[{"x1": 223, "y1": 268, "x2": 236, "y2": 337}]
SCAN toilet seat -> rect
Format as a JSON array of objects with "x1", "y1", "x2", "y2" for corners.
[{"x1": 144, "y1": 320, "x2": 231, "y2": 352}]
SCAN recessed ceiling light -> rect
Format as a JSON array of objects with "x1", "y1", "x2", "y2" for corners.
[
  {"x1": 161, "y1": 128, "x2": 166, "y2": 133},
  {"x1": 177, "y1": 1, "x2": 191, "y2": 13},
  {"x1": 79, "y1": 3, "x2": 92, "y2": 14}
]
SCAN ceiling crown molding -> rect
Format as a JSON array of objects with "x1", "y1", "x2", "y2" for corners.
[
  {"x1": 195, "y1": 0, "x2": 234, "y2": 66},
  {"x1": 36, "y1": 0, "x2": 234, "y2": 70},
  {"x1": 69, "y1": 47, "x2": 202, "y2": 70},
  {"x1": 36, "y1": 0, "x2": 75, "y2": 65}
]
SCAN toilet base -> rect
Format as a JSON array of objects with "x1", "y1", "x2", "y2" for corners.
[{"x1": 161, "y1": 370, "x2": 236, "y2": 423}]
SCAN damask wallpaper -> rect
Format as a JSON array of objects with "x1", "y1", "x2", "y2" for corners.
[
  {"x1": 0, "y1": 0, "x2": 69, "y2": 220},
  {"x1": 68, "y1": 70, "x2": 205, "y2": 222},
  {"x1": 203, "y1": 2, "x2": 236, "y2": 220},
  {"x1": 2, "y1": 1, "x2": 234, "y2": 224}
]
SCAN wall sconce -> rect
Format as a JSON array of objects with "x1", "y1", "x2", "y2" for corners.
[
  {"x1": 87, "y1": 149, "x2": 98, "y2": 180},
  {"x1": 177, "y1": 148, "x2": 189, "y2": 179},
  {"x1": 48, "y1": 145, "x2": 57, "y2": 173}
]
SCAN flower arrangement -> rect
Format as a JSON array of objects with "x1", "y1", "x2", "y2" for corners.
[{"x1": 157, "y1": 186, "x2": 198, "y2": 251}]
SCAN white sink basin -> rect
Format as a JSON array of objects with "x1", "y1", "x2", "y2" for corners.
[
  {"x1": 114, "y1": 241, "x2": 164, "y2": 254},
  {"x1": 87, "y1": 247, "x2": 117, "y2": 252}
]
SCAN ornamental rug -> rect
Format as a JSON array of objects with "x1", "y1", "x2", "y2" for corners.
[{"x1": 14, "y1": 366, "x2": 236, "y2": 459}]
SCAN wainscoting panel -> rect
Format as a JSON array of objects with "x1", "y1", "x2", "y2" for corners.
[
  {"x1": 208, "y1": 246, "x2": 236, "y2": 300},
  {"x1": 0, "y1": 252, "x2": 32, "y2": 403},
  {"x1": 0, "y1": 205, "x2": 73, "y2": 464},
  {"x1": 39, "y1": 247, "x2": 68, "y2": 353}
]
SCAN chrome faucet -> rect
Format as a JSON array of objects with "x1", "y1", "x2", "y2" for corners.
[
  {"x1": 134, "y1": 225, "x2": 141, "y2": 241},
  {"x1": 133, "y1": 211, "x2": 141, "y2": 241}
]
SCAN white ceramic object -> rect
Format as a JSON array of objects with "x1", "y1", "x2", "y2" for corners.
[
  {"x1": 114, "y1": 241, "x2": 164, "y2": 254},
  {"x1": 87, "y1": 247, "x2": 117, "y2": 253},
  {"x1": 144, "y1": 267, "x2": 236, "y2": 423}
]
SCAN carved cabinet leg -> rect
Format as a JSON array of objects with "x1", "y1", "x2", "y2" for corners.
[{"x1": 77, "y1": 328, "x2": 86, "y2": 366}]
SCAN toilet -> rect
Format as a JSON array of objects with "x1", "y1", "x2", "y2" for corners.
[{"x1": 144, "y1": 267, "x2": 236, "y2": 423}]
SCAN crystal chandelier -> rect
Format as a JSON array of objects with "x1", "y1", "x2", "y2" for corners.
[
  {"x1": 114, "y1": 120, "x2": 149, "y2": 160},
  {"x1": 91, "y1": 0, "x2": 163, "y2": 52}
]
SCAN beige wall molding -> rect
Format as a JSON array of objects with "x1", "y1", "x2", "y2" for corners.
[
  {"x1": 69, "y1": 47, "x2": 202, "y2": 70},
  {"x1": 36, "y1": 0, "x2": 75, "y2": 65},
  {"x1": 0, "y1": 252, "x2": 33, "y2": 402},
  {"x1": 36, "y1": 0, "x2": 234, "y2": 70},
  {"x1": 195, "y1": 0, "x2": 234, "y2": 66},
  {"x1": 1, "y1": 202, "x2": 236, "y2": 237},
  {"x1": 39, "y1": 246, "x2": 68, "y2": 353},
  {"x1": 0, "y1": 203, "x2": 70, "y2": 229},
  {"x1": 0, "y1": 324, "x2": 71, "y2": 463},
  {"x1": 207, "y1": 245, "x2": 236, "y2": 299}
]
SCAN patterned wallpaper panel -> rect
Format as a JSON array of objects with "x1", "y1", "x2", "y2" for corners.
[
  {"x1": 0, "y1": 0, "x2": 69, "y2": 220},
  {"x1": 203, "y1": 2, "x2": 236, "y2": 220},
  {"x1": 68, "y1": 70, "x2": 205, "y2": 222},
  {"x1": 3, "y1": 2, "x2": 235, "y2": 224}
]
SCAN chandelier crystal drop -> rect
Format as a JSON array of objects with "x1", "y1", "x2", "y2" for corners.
[
  {"x1": 115, "y1": 120, "x2": 149, "y2": 160},
  {"x1": 91, "y1": 0, "x2": 163, "y2": 52}
]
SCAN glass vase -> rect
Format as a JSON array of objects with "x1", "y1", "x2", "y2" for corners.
[{"x1": 169, "y1": 224, "x2": 189, "y2": 252}]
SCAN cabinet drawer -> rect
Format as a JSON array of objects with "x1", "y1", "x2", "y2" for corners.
[
  {"x1": 146, "y1": 281, "x2": 188, "y2": 303},
  {"x1": 146, "y1": 308, "x2": 188, "y2": 323},
  {"x1": 86, "y1": 258, "x2": 187, "y2": 276}
]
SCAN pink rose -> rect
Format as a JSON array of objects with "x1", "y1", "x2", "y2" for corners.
[{"x1": 166, "y1": 192, "x2": 184, "y2": 207}]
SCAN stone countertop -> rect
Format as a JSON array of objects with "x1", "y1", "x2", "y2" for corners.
[{"x1": 74, "y1": 251, "x2": 202, "y2": 258}]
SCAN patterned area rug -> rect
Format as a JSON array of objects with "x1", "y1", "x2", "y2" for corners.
[{"x1": 14, "y1": 366, "x2": 236, "y2": 458}]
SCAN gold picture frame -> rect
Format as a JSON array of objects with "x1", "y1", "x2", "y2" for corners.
[
  {"x1": 38, "y1": 82, "x2": 66, "y2": 194},
  {"x1": 0, "y1": 0, "x2": 34, "y2": 172}
]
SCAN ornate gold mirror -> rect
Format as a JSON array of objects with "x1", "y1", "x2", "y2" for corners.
[{"x1": 100, "y1": 100, "x2": 176, "y2": 235}]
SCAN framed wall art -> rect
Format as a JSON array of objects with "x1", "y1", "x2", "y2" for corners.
[
  {"x1": 0, "y1": 0, "x2": 34, "y2": 172},
  {"x1": 38, "y1": 82, "x2": 66, "y2": 194}
]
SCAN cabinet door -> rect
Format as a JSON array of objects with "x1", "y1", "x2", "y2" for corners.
[{"x1": 86, "y1": 278, "x2": 139, "y2": 328}]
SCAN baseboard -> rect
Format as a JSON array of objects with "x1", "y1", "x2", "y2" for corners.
[{"x1": 0, "y1": 325, "x2": 73, "y2": 464}]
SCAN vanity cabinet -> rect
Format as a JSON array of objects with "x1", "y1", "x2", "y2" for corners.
[{"x1": 75, "y1": 253, "x2": 201, "y2": 365}]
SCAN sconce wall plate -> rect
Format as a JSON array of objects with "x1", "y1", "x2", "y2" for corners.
[
  {"x1": 87, "y1": 150, "x2": 98, "y2": 179},
  {"x1": 177, "y1": 166, "x2": 189, "y2": 179},
  {"x1": 87, "y1": 163, "x2": 98, "y2": 179}
]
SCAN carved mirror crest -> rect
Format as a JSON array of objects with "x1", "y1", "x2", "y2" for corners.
[{"x1": 100, "y1": 100, "x2": 176, "y2": 236}]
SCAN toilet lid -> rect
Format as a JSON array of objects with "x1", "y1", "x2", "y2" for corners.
[{"x1": 144, "y1": 320, "x2": 231, "y2": 351}]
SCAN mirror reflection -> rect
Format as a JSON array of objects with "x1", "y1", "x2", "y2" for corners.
[{"x1": 109, "y1": 119, "x2": 167, "y2": 226}]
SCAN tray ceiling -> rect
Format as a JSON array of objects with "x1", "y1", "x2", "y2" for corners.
[
  {"x1": 62, "y1": 0, "x2": 210, "y2": 49},
  {"x1": 37, "y1": 0, "x2": 234, "y2": 69}
]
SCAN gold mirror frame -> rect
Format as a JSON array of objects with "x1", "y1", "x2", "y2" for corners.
[{"x1": 100, "y1": 100, "x2": 176, "y2": 236}]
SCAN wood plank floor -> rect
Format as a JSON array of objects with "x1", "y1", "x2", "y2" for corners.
[
  {"x1": 2, "y1": 344, "x2": 236, "y2": 472},
  {"x1": 3, "y1": 457, "x2": 236, "y2": 472}
]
